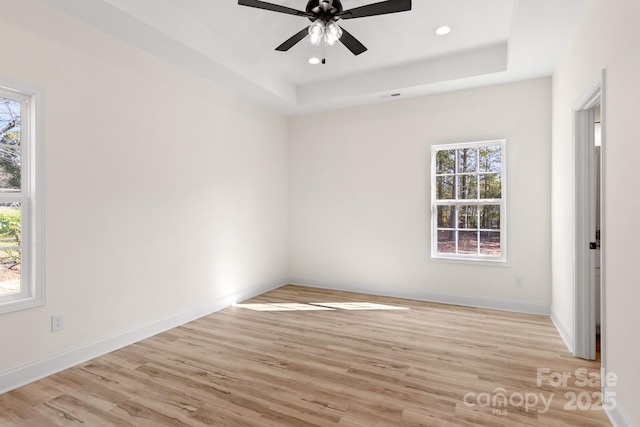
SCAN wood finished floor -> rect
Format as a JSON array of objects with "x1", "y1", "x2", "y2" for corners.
[{"x1": 0, "y1": 285, "x2": 611, "y2": 426}]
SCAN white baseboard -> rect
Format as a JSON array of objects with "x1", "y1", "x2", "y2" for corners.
[
  {"x1": 0, "y1": 281, "x2": 285, "y2": 394},
  {"x1": 550, "y1": 307, "x2": 574, "y2": 354},
  {"x1": 288, "y1": 278, "x2": 550, "y2": 315},
  {"x1": 605, "y1": 389, "x2": 634, "y2": 427}
]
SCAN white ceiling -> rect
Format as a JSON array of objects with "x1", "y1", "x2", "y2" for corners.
[{"x1": 41, "y1": 0, "x2": 588, "y2": 115}]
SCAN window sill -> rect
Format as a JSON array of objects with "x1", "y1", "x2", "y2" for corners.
[
  {"x1": 0, "y1": 295, "x2": 45, "y2": 315},
  {"x1": 430, "y1": 254, "x2": 510, "y2": 268}
]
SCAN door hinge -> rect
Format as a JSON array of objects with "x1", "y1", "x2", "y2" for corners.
[{"x1": 590, "y1": 242, "x2": 598, "y2": 250}]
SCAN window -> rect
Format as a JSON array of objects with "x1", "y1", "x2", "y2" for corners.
[
  {"x1": 431, "y1": 140, "x2": 506, "y2": 262},
  {"x1": 0, "y1": 81, "x2": 44, "y2": 314}
]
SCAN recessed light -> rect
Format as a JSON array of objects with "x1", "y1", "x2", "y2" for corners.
[
  {"x1": 435, "y1": 26, "x2": 451, "y2": 36},
  {"x1": 308, "y1": 57, "x2": 321, "y2": 65}
]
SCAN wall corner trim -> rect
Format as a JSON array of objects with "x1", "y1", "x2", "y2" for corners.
[
  {"x1": 0, "y1": 281, "x2": 285, "y2": 394},
  {"x1": 550, "y1": 306, "x2": 574, "y2": 354}
]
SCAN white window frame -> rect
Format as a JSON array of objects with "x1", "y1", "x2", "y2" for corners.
[
  {"x1": 0, "y1": 79, "x2": 45, "y2": 314},
  {"x1": 430, "y1": 139, "x2": 507, "y2": 263}
]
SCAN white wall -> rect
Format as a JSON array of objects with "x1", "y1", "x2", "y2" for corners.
[
  {"x1": 9, "y1": 1, "x2": 639, "y2": 422},
  {"x1": 552, "y1": 0, "x2": 640, "y2": 424},
  {"x1": 289, "y1": 79, "x2": 552, "y2": 312},
  {"x1": 0, "y1": 0, "x2": 287, "y2": 378}
]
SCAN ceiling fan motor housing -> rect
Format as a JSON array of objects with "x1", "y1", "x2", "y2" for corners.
[{"x1": 306, "y1": 0, "x2": 343, "y2": 21}]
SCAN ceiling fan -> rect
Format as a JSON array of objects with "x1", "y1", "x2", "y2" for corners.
[{"x1": 238, "y1": 0, "x2": 412, "y2": 57}]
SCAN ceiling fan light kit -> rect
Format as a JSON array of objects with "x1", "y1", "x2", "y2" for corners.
[
  {"x1": 238, "y1": 0, "x2": 412, "y2": 61},
  {"x1": 324, "y1": 21, "x2": 344, "y2": 46}
]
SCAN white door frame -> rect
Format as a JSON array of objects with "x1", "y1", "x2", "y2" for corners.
[{"x1": 573, "y1": 70, "x2": 605, "y2": 361}]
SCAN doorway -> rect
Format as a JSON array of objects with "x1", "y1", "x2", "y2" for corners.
[{"x1": 573, "y1": 71, "x2": 605, "y2": 362}]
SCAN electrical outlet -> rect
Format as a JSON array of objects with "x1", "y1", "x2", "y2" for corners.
[
  {"x1": 51, "y1": 314, "x2": 64, "y2": 332},
  {"x1": 515, "y1": 276, "x2": 524, "y2": 287}
]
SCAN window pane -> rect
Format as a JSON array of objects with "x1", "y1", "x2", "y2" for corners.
[
  {"x1": 458, "y1": 231, "x2": 478, "y2": 254},
  {"x1": 0, "y1": 248, "x2": 20, "y2": 296},
  {"x1": 480, "y1": 231, "x2": 501, "y2": 256},
  {"x1": 437, "y1": 205, "x2": 454, "y2": 228},
  {"x1": 432, "y1": 141, "x2": 505, "y2": 262},
  {"x1": 457, "y1": 175, "x2": 478, "y2": 199},
  {"x1": 0, "y1": 97, "x2": 22, "y2": 192},
  {"x1": 479, "y1": 173, "x2": 501, "y2": 199},
  {"x1": 458, "y1": 205, "x2": 478, "y2": 229},
  {"x1": 0, "y1": 204, "x2": 21, "y2": 248},
  {"x1": 436, "y1": 176, "x2": 454, "y2": 199},
  {"x1": 479, "y1": 145, "x2": 501, "y2": 173},
  {"x1": 0, "y1": 203, "x2": 22, "y2": 295},
  {"x1": 437, "y1": 230, "x2": 455, "y2": 254},
  {"x1": 436, "y1": 149, "x2": 455, "y2": 174},
  {"x1": 480, "y1": 205, "x2": 501, "y2": 230},
  {"x1": 457, "y1": 148, "x2": 477, "y2": 173}
]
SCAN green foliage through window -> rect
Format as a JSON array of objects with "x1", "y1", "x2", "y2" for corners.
[{"x1": 0, "y1": 210, "x2": 21, "y2": 269}]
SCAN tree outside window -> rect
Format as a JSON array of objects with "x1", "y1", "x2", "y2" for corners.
[
  {"x1": 0, "y1": 80, "x2": 44, "y2": 314},
  {"x1": 432, "y1": 140, "x2": 506, "y2": 262},
  {"x1": 0, "y1": 96, "x2": 22, "y2": 295}
]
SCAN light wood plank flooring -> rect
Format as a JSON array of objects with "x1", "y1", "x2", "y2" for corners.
[{"x1": 0, "y1": 285, "x2": 611, "y2": 426}]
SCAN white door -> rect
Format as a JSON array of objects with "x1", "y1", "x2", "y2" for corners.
[{"x1": 573, "y1": 72, "x2": 604, "y2": 361}]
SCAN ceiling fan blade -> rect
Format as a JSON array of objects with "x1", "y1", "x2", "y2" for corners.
[
  {"x1": 238, "y1": 0, "x2": 311, "y2": 17},
  {"x1": 339, "y1": 0, "x2": 411, "y2": 20},
  {"x1": 339, "y1": 27, "x2": 368, "y2": 56},
  {"x1": 276, "y1": 27, "x2": 309, "y2": 51}
]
